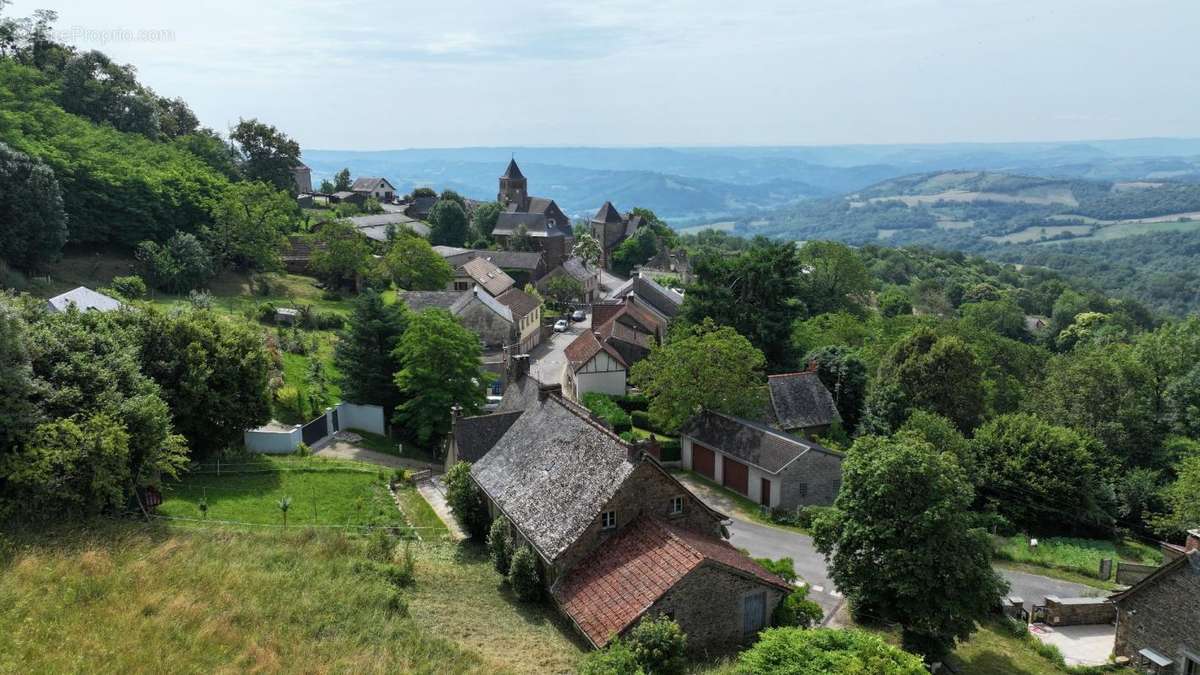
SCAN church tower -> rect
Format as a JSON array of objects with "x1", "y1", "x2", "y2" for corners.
[{"x1": 498, "y1": 158, "x2": 528, "y2": 209}]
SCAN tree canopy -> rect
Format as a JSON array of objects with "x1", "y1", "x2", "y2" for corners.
[
  {"x1": 382, "y1": 231, "x2": 454, "y2": 291},
  {"x1": 0, "y1": 141, "x2": 67, "y2": 271},
  {"x1": 335, "y1": 290, "x2": 409, "y2": 416},
  {"x1": 392, "y1": 309, "x2": 487, "y2": 444}
]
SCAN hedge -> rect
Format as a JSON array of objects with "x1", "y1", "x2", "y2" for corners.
[
  {"x1": 613, "y1": 393, "x2": 649, "y2": 413},
  {"x1": 630, "y1": 410, "x2": 671, "y2": 435},
  {"x1": 659, "y1": 439, "x2": 681, "y2": 462},
  {"x1": 581, "y1": 393, "x2": 632, "y2": 432}
]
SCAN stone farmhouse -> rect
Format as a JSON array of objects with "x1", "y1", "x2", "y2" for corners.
[
  {"x1": 679, "y1": 410, "x2": 844, "y2": 510},
  {"x1": 490, "y1": 160, "x2": 571, "y2": 269},
  {"x1": 764, "y1": 371, "x2": 842, "y2": 439},
  {"x1": 536, "y1": 256, "x2": 601, "y2": 303},
  {"x1": 590, "y1": 201, "x2": 646, "y2": 270},
  {"x1": 434, "y1": 246, "x2": 548, "y2": 287},
  {"x1": 397, "y1": 285, "x2": 542, "y2": 354},
  {"x1": 466, "y1": 393, "x2": 792, "y2": 653},
  {"x1": 609, "y1": 276, "x2": 683, "y2": 325},
  {"x1": 449, "y1": 257, "x2": 515, "y2": 296},
  {"x1": 350, "y1": 176, "x2": 397, "y2": 202},
  {"x1": 1111, "y1": 530, "x2": 1200, "y2": 674}
]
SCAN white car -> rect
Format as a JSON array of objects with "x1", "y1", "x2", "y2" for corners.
[{"x1": 553, "y1": 319, "x2": 569, "y2": 332}]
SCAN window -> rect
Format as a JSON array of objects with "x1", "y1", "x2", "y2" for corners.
[
  {"x1": 454, "y1": 281, "x2": 470, "y2": 291},
  {"x1": 796, "y1": 483, "x2": 809, "y2": 498},
  {"x1": 601, "y1": 511, "x2": 616, "y2": 530},
  {"x1": 669, "y1": 496, "x2": 684, "y2": 515}
]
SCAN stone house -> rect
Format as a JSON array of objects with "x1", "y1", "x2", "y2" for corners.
[
  {"x1": 449, "y1": 286, "x2": 519, "y2": 351},
  {"x1": 1112, "y1": 530, "x2": 1200, "y2": 674},
  {"x1": 679, "y1": 410, "x2": 844, "y2": 510},
  {"x1": 637, "y1": 248, "x2": 691, "y2": 286},
  {"x1": 434, "y1": 246, "x2": 548, "y2": 286},
  {"x1": 592, "y1": 298, "x2": 664, "y2": 343},
  {"x1": 490, "y1": 160, "x2": 571, "y2": 269},
  {"x1": 764, "y1": 371, "x2": 842, "y2": 439},
  {"x1": 590, "y1": 201, "x2": 645, "y2": 270},
  {"x1": 449, "y1": 256, "x2": 516, "y2": 296},
  {"x1": 291, "y1": 163, "x2": 312, "y2": 194},
  {"x1": 469, "y1": 393, "x2": 791, "y2": 653},
  {"x1": 609, "y1": 276, "x2": 683, "y2": 325},
  {"x1": 350, "y1": 176, "x2": 397, "y2": 202},
  {"x1": 562, "y1": 330, "x2": 627, "y2": 401},
  {"x1": 536, "y1": 256, "x2": 600, "y2": 303}
]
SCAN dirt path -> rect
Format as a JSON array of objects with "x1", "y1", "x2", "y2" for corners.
[{"x1": 315, "y1": 440, "x2": 441, "y2": 472}]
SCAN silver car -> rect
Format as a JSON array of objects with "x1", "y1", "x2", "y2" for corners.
[{"x1": 553, "y1": 319, "x2": 569, "y2": 332}]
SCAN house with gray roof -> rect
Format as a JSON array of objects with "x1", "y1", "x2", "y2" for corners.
[
  {"x1": 680, "y1": 409, "x2": 844, "y2": 510},
  {"x1": 434, "y1": 246, "x2": 548, "y2": 285},
  {"x1": 490, "y1": 160, "x2": 570, "y2": 268},
  {"x1": 47, "y1": 287, "x2": 123, "y2": 314},
  {"x1": 610, "y1": 276, "x2": 683, "y2": 323},
  {"x1": 536, "y1": 256, "x2": 600, "y2": 302},
  {"x1": 398, "y1": 290, "x2": 465, "y2": 313},
  {"x1": 590, "y1": 201, "x2": 646, "y2": 270},
  {"x1": 350, "y1": 176, "x2": 396, "y2": 202},
  {"x1": 765, "y1": 371, "x2": 842, "y2": 438},
  {"x1": 1111, "y1": 532, "x2": 1199, "y2": 674},
  {"x1": 346, "y1": 212, "x2": 429, "y2": 240},
  {"x1": 451, "y1": 257, "x2": 515, "y2": 297},
  {"x1": 450, "y1": 286, "x2": 518, "y2": 350},
  {"x1": 469, "y1": 393, "x2": 790, "y2": 652}
]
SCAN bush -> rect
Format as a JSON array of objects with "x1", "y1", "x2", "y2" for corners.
[
  {"x1": 773, "y1": 587, "x2": 824, "y2": 628},
  {"x1": 619, "y1": 431, "x2": 635, "y2": 443},
  {"x1": 257, "y1": 302, "x2": 278, "y2": 323},
  {"x1": 630, "y1": 410, "x2": 670, "y2": 435},
  {"x1": 626, "y1": 614, "x2": 687, "y2": 675},
  {"x1": 135, "y1": 232, "x2": 214, "y2": 293},
  {"x1": 294, "y1": 442, "x2": 311, "y2": 457},
  {"x1": 444, "y1": 461, "x2": 490, "y2": 539},
  {"x1": 507, "y1": 545, "x2": 541, "y2": 602},
  {"x1": 581, "y1": 393, "x2": 632, "y2": 432},
  {"x1": 106, "y1": 275, "x2": 147, "y2": 299},
  {"x1": 613, "y1": 393, "x2": 649, "y2": 413},
  {"x1": 658, "y1": 439, "x2": 681, "y2": 462},
  {"x1": 385, "y1": 587, "x2": 409, "y2": 616},
  {"x1": 577, "y1": 639, "x2": 645, "y2": 675},
  {"x1": 754, "y1": 557, "x2": 798, "y2": 583},
  {"x1": 488, "y1": 515, "x2": 513, "y2": 575},
  {"x1": 739, "y1": 628, "x2": 926, "y2": 674},
  {"x1": 366, "y1": 527, "x2": 398, "y2": 562},
  {"x1": 772, "y1": 505, "x2": 836, "y2": 530},
  {"x1": 187, "y1": 289, "x2": 213, "y2": 309}
]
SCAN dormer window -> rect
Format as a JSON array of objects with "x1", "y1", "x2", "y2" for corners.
[{"x1": 601, "y1": 510, "x2": 616, "y2": 530}]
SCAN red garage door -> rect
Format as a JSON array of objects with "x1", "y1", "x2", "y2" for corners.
[
  {"x1": 723, "y1": 456, "x2": 749, "y2": 496},
  {"x1": 693, "y1": 443, "x2": 715, "y2": 479}
]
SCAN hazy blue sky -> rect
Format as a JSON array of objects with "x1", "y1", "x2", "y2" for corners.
[{"x1": 11, "y1": 0, "x2": 1199, "y2": 149}]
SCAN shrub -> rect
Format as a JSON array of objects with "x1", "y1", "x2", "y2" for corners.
[
  {"x1": 294, "y1": 442, "x2": 311, "y2": 457},
  {"x1": 257, "y1": 302, "x2": 278, "y2": 323},
  {"x1": 613, "y1": 393, "x2": 649, "y2": 413},
  {"x1": 135, "y1": 232, "x2": 214, "y2": 293},
  {"x1": 106, "y1": 275, "x2": 147, "y2": 299},
  {"x1": 507, "y1": 545, "x2": 541, "y2": 602},
  {"x1": 773, "y1": 587, "x2": 824, "y2": 628},
  {"x1": 754, "y1": 556, "x2": 798, "y2": 583},
  {"x1": 444, "y1": 461, "x2": 490, "y2": 539},
  {"x1": 353, "y1": 557, "x2": 414, "y2": 589},
  {"x1": 488, "y1": 515, "x2": 513, "y2": 575},
  {"x1": 659, "y1": 439, "x2": 681, "y2": 462},
  {"x1": 626, "y1": 614, "x2": 687, "y2": 675},
  {"x1": 581, "y1": 392, "x2": 632, "y2": 432},
  {"x1": 739, "y1": 628, "x2": 925, "y2": 674},
  {"x1": 366, "y1": 527, "x2": 398, "y2": 562},
  {"x1": 187, "y1": 289, "x2": 213, "y2": 309},
  {"x1": 772, "y1": 505, "x2": 837, "y2": 530},
  {"x1": 385, "y1": 587, "x2": 409, "y2": 616},
  {"x1": 577, "y1": 639, "x2": 645, "y2": 675},
  {"x1": 619, "y1": 431, "x2": 635, "y2": 443},
  {"x1": 630, "y1": 410, "x2": 669, "y2": 434}
]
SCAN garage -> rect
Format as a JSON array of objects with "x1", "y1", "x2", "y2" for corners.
[
  {"x1": 693, "y1": 443, "x2": 715, "y2": 479},
  {"x1": 723, "y1": 456, "x2": 749, "y2": 496}
]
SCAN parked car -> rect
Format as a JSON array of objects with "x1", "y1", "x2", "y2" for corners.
[
  {"x1": 570, "y1": 309, "x2": 587, "y2": 322},
  {"x1": 553, "y1": 319, "x2": 569, "y2": 332}
]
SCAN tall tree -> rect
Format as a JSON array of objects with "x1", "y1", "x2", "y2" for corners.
[
  {"x1": 572, "y1": 233, "x2": 602, "y2": 268},
  {"x1": 204, "y1": 181, "x2": 297, "y2": 272},
  {"x1": 876, "y1": 327, "x2": 984, "y2": 433},
  {"x1": 0, "y1": 142, "x2": 67, "y2": 271},
  {"x1": 333, "y1": 168, "x2": 352, "y2": 192},
  {"x1": 0, "y1": 298, "x2": 36, "y2": 455},
  {"x1": 1157, "y1": 453, "x2": 1200, "y2": 536},
  {"x1": 230, "y1": 118, "x2": 301, "y2": 192},
  {"x1": 308, "y1": 220, "x2": 372, "y2": 289},
  {"x1": 803, "y1": 345, "x2": 867, "y2": 433},
  {"x1": 393, "y1": 309, "x2": 487, "y2": 444},
  {"x1": 630, "y1": 320, "x2": 767, "y2": 432},
  {"x1": 796, "y1": 241, "x2": 871, "y2": 316},
  {"x1": 682, "y1": 239, "x2": 804, "y2": 372},
  {"x1": 427, "y1": 199, "x2": 469, "y2": 247},
  {"x1": 813, "y1": 435, "x2": 1007, "y2": 662},
  {"x1": 471, "y1": 201, "x2": 503, "y2": 243},
  {"x1": 121, "y1": 308, "x2": 272, "y2": 458},
  {"x1": 335, "y1": 289, "x2": 409, "y2": 416},
  {"x1": 382, "y1": 231, "x2": 454, "y2": 290}
]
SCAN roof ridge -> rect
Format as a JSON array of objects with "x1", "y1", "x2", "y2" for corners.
[
  {"x1": 549, "y1": 394, "x2": 632, "y2": 448},
  {"x1": 647, "y1": 516, "x2": 707, "y2": 567}
]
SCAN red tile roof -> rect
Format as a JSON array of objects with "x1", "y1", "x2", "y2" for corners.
[
  {"x1": 552, "y1": 516, "x2": 790, "y2": 647},
  {"x1": 563, "y1": 330, "x2": 628, "y2": 373}
]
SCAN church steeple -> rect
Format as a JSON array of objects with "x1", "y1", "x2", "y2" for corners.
[{"x1": 498, "y1": 158, "x2": 528, "y2": 208}]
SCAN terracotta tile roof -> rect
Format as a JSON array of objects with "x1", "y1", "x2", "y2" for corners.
[
  {"x1": 564, "y1": 330, "x2": 628, "y2": 373},
  {"x1": 553, "y1": 516, "x2": 791, "y2": 647}
]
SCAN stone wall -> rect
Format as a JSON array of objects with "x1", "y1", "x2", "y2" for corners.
[
  {"x1": 645, "y1": 565, "x2": 784, "y2": 657},
  {"x1": 1042, "y1": 596, "x2": 1115, "y2": 626},
  {"x1": 1114, "y1": 553, "x2": 1200, "y2": 666},
  {"x1": 553, "y1": 461, "x2": 723, "y2": 577},
  {"x1": 777, "y1": 449, "x2": 843, "y2": 509},
  {"x1": 1116, "y1": 562, "x2": 1158, "y2": 586},
  {"x1": 456, "y1": 300, "x2": 516, "y2": 349}
]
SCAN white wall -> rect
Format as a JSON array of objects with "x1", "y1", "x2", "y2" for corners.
[
  {"x1": 244, "y1": 426, "x2": 302, "y2": 454},
  {"x1": 576, "y1": 369, "x2": 626, "y2": 398},
  {"x1": 680, "y1": 433, "x2": 778, "y2": 508},
  {"x1": 337, "y1": 402, "x2": 386, "y2": 435}
]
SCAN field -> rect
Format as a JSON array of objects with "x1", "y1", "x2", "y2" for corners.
[
  {"x1": 0, "y1": 522, "x2": 584, "y2": 674},
  {"x1": 1043, "y1": 218, "x2": 1200, "y2": 244},
  {"x1": 868, "y1": 189, "x2": 1077, "y2": 207},
  {"x1": 984, "y1": 225, "x2": 1092, "y2": 244},
  {"x1": 992, "y1": 535, "x2": 1161, "y2": 581}
]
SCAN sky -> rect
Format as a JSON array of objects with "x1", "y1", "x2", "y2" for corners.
[{"x1": 9, "y1": 0, "x2": 1200, "y2": 150}]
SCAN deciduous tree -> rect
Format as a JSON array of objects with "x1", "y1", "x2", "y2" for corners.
[
  {"x1": 392, "y1": 309, "x2": 487, "y2": 444},
  {"x1": 230, "y1": 117, "x2": 301, "y2": 192},
  {"x1": 205, "y1": 181, "x2": 297, "y2": 272},
  {"x1": 796, "y1": 241, "x2": 871, "y2": 316},
  {"x1": 382, "y1": 231, "x2": 454, "y2": 290},
  {"x1": 877, "y1": 327, "x2": 984, "y2": 433},
  {"x1": 427, "y1": 199, "x2": 469, "y2": 247},
  {"x1": 0, "y1": 142, "x2": 67, "y2": 271}
]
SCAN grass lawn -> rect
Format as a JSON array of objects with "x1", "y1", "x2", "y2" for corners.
[
  {"x1": 0, "y1": 522, "x2": 583, "y2": 673},
  {"x1": 993, "y1": 534, "x2": 1160, "y2": 583},
  {"x1": 274, "y1": 335, "x2": 343, "y2": 424},
  {"x1": 159, "y1": 455, "x2": 404, "y2": 529},
  {"x1": 354, "y1": 429, "x2": 440, "y2": 465}
]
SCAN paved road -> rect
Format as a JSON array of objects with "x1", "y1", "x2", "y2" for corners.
[
  {"x1": 526, "y1": 314, "x2": 591, "y2": 384},
  {"x1": 599, "y1": 270, "x2": 627, "y2": 299}
]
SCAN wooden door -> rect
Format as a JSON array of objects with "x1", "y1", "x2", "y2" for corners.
[
  {"x1": 760, "y1": 478, "x2": 771, "y2": 507},
  {"x1": 692, "y1": 443, "x2": 715, "y2": 479},
  {"x1": 742, "y1": 591, "x2": 766, "y2": 636},
  {"x1": 723, "y1": 456, "x2": 749, "y2": 495}
]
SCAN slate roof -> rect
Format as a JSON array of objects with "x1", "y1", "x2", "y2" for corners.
[
  {"x1": 553, "y1": 516, "x2": 791, "y2": 647},
  {"x1": 398, "y1": 290, "x2": 466, "y2": 312},
  {"x1": 351, "y1": 176, "x2": 394, "y2": 192},
  {"x1": 493, "y1": 211, "x2": 566, "y2": 237},
  {"x1": 347, "y1": 213, "x2": 429, "y2": 240},
  {"x1": 597, "y1": 318, "x2": 653, "y2": 351},
  {"x1": 611, "y1": 299, "x2": 663, "y2": 338},
  {"x1": 47, "y1": 286, "x2": 123, "y2": 313},
  {"x1": 679, "y1": 409, "x2": 842, "y2": 475},
  {"x1": 611, "y1": 277, "x2": 683, "y2": 319},
  {"x1": 501, "y1": 158, "x2": 525, "y2": 180},
  {"x1": 767, "y1": 372, "x2": 842, "y2": 430},
  {"x1": 495, "y1": 287, "x2": 540, "y2": 320},
  {"x1": 497, "y1": 373, "x2": 548, "y2": 412},
  {"x1": 479, "y1": 250, "x2": 545, "y2": 271},
  {"x1": 460, "y1": 257, "x2": 516, "y2": 296},
  {"x1": 470, "y1": 396, "x2": 636, "y2": 562},
  {"x1": 452, "y1": 411, "x2": 524, "y2": 463},
  {"x1": 451, "y1": 286, "x2": 513, "y2": 323},
  {"x1": 564, "y1": 330, "x2": 628, "y2": 373},
  {"x1": 561, "y1": 257, "x2": 594, "y2": 284},
  {"x1": 592, "y1": 201, "x2": 623, "y2": 224}
]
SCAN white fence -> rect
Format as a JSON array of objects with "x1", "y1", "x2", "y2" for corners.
[{"x1": 244, "y1": 402, "x2": 387, "y2": 453}]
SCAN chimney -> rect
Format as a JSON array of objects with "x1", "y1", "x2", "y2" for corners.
[
  {"x1": 1187, "y1": 529, "x2": 1200, "y2": 553},
  {"x1": 537, "y1": 382, "x2": 561, "y2": 402},
  {"x1": 450, "y1": 404, "x2": 463, "y2": 420},
  {"x1": 506, "y1": 353, "x2": 530, "y2": 382},
  {"x1": 628, "y1": 439, "x2": 648, "y2": 463}
]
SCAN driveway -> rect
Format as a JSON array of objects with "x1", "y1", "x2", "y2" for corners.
[
  {"x1": 527, "y1": 314, "x2": 591, "y2": 384},
  {"x1": 677, "y1": 472, "x2": 1109, "y2": 620}
]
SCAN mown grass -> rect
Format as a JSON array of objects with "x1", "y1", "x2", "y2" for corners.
[
  {"x1": 159, "y1": 455, "x2": 403, "y2": 529},
  {"x1": 354, "y1": 429, "x2": 439, "y2": 465},
  {"x1": 993, "y1": 535, "x2": 1160, "y2": 581},
  {"x1": 0, "y1": 522, "x2": 582, "y2": 673}
]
